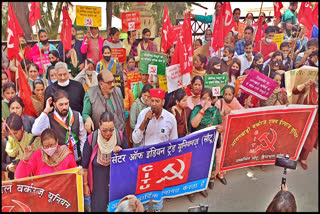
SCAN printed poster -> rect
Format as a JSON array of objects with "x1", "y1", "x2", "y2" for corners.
[{"x1": 76, "y1": 6, "x2": 101, "y2": 27}]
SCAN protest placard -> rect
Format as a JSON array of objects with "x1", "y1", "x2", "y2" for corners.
[
  {"x1": 204, "y1": 74, "x2": 228, "y2": 96},
  {"x1": 285, "y1": 66, "x2": 318, "y2": 104},
  {"x1": 272, "y1": 33, "x2": 284, "y2": 50},
  {"x1": 237, "y1": 22, "x2": 248, "y2": 40},
  {"x1": 234, "y1": 75, "x2": 247, "y2": 95},
  {"x1": 111, "y1": 48, "x2": 126, "y2": 63},
  {"x1": 127, "y1": 72, "x2": 141, "y2": 90},
  {"x1": 158, "y1": 75, "x2": 168, "y2": 92},
  {"x1": 1, "y1": 167, "x2": 83, "y2": 212},
  {"x1": 32, "y1": 54, "x2": 51, "y2": 75},
  {"x1": 220, "y1": 105, "x2": 317, "y2": 171},
  {"x1": 166, "y1": 64, "x2": 183, "y2": 93},
  {"x1": 108, "y1": 126, "x2": 218, "y2": 211},
  {"x1": 113, "y1": 74, "x2": 125, "y2": 98},
  {"x1": 76, "y1": 6, "x2": 101, "y2": 27},
  {"x1": 121, "y1": 12, "x2": 141, "y2": 32},
  {"x1": 139, "y1": 51, "x2": 166, "y2": 75},
  {"x1": 239, "y1": 69, "x2": 278, "y2": 101}
]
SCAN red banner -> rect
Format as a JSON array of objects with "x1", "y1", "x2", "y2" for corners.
[
  {"x1": 111, "y1": 48, "x2": 126, "y2": 63},
  {"x1": 220, "y1": 105, "x2": 317, "y2": 171},
  {"x1": 170, "y1": 25, "x2": 183, "y2": 46},
  {"x1": 1, "y1": 167, "x2": 83, "y2": 212},
  {"x1": 121, "y1": 12, "x2": 141, "y2": 32},
  {"x1": 127, "y1": 71, "x2": 141, "y2": 90}
]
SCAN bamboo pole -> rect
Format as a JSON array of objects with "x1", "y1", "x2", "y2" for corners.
[
  {"x1": 252, "y1": 2, "x2": 264, "y2": 48},
  {"x1": 19, "y1": 42, "x2": 29, "y2": 80},
  {"x1": 36, "y1": 22, "x2": 48, "y2": 88},
  {"x1": 2, "y1": 117, "x2": 24, "y2": 152}
]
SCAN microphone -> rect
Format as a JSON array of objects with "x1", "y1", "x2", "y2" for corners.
[{"x1": 145, "y1": 109, "x2": 154, "y2": 131}]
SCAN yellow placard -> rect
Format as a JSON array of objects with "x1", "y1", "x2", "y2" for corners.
[
  {"x1": 272, "y1": 33, "x2": 284, "y2": 50},
  {"x1": 158, "y1": 75, "x2": 168, "y2": 92},
  {"x1": 76, "y1": 5, "x2": 101, "y2": 27}
]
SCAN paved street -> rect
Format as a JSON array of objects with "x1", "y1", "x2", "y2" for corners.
[{"x1": 162, "y1": 149, "x2": 318, "y2": 212}]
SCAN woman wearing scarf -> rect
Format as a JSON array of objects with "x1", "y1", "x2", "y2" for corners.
[
  {"x1": 123, "y1": 30, "x2": 140, "y2": 65},
  {"x1": 31, "y1": 79, "x2": 45, "y2": 117},
  {"x1": 74, "y1": 59, "x2": 98, "y2": 92},
  {"x1": 96, "y1": 46, "x2": 120, "y2": 74},
  {"x1": 81, "y1": 111, "x2": 124, "y2": 212},
  {"x1": 81, "y1": 27, "x2": 104, "y2": 66},
  {"x1": 15, "y1": 128, "x2": 76, "y2": 179},
  {"x1": 2, "y1": 82, "x2": 16, "y2": 120},
  {"x1": 189, "y1": 88, "x2": 223, "y2": 199},
  {"x1": 139, "y1": 28, "x2": 157, "y2": 52},
  {"x1": 5, "y1": 113, "x2": 41, "y2": 179},
  {"x1": 185, "y1": 75, "x2": 204, "y2": 110},
  {"x1": 27, "y1": 63, "x2": 43, "y2": 91}
]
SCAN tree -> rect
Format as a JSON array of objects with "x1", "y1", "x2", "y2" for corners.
[
  {"x1": 12, "y1": 2, "x2": 33, "y2": 40},
  {"x1": 106, "y1": 2, "x2": 132, "y2": 31},
  {"x1": 149, "y1": 2, "x2": 192, "y2": 32}
]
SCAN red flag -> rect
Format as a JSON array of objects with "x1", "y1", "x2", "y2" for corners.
[
  {"x1": 210, "y1": 9, "x2": 224, "y2": 53},
  {"x1": 7, "y1": 2, "x2": 24, "y2": 61},
  {"x1": 161, "y1": 5, "x2": 172, "y2": 53},
  {"x1": 273, "y1": 2, "x2": 283, "y2": 19},
  {"x1": 254, "y1": 16, "x2": 263, "y2": 53},
  {"x1": 222, "y1": 2, "x2": 235, "y2": 38},
  {"x1": 29, "y1": 2, "x2": 41, "y2": 27},
  {"x1": 17, "y1": 64, "x2": 37, "y2": 117},
  {"x1": 298, "y1": 2, "x2": 314, "y2": 31},
  {"x1": 60, "y1": 7, "x2": 72, "y2": 51},
  {"x1": 312, "y1": 2, "x2": 318, "y2": 28}
]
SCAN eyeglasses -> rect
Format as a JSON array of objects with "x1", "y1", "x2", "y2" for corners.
[
  {"x1": 101, "y1": 79, "x2": 115, "y2": 85},
  {"x1": 101, "y1": 128, "x2": 114, "y2": 133}
]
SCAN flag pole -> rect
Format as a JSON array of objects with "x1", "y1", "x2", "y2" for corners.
[
  {"x1": 36, "y1": 21, "x2": 48, "y2": 88},
  {"x1": 252, "y1": 2, "x2": 264, "y2": 47},
  {"x1": 291, "y1": 25, "x2": 304, "y2": 58},
  {"x1": 19, "y1": 42, "x2": 29, "y2": 80}
]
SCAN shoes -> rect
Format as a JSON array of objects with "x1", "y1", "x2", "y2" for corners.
[
  {"x1": 208, "y1": 182, "x2": 214, "y2": 189},
  {"x1": 200, "y1": 190, "x2": 208, "y2": 198},
  {"x1": 217, "y1": 176, "x2": 227, "y2": 185},
  {"x1": 300, "y1": 160, "x2": 308, "y2": 170},
  {"x1": 187, "y1": 194, "x2": 195, "y2": 202}
]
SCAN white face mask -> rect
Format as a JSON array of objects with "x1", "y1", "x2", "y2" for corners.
[
  {"x1": 283, "y1": 54, "x2": 288, "y2": 59},
  {"x1": 222, "y1": 56, "x2": 229, "y2": 62},
  {"x1": 58, "y1": 79, "x2": 70, "y2": 87},
  {"x1": 245, "y1": 52, "x2": 252, "y2": 57},
  {"x1": 315, "y1": 61, "x2": 318, "y2": 66},
  {"x1": 4, "y1": 98, "x2": 9, "y2": 103},
  {"x1": 141, "y1": 96, "x2": 146, "y2": 104},
  {"x1": 51, "y1": 79, "x2": 57, "y2": 84},
  {"x1": 86, "y1": 70, "x2": 94, "y2": 76},
  {"x1": 266, "y1": 38, "x2": 273, "y2": 43},
  {"x1": 90, "y1": 32, "x2": 98, "y2": 38},
  {"x1": 247, "y1": 20, "x2": 253, "y2": 25}
]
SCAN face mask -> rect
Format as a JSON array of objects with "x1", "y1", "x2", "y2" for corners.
[
  {"x1": 127, "y1": 65, "x2": 135, "y2": 71},
  {"x1": 141, "y1": 96, "x2": 146, "y2": 104},
  {"x1": 234, "y1": 16, "x2": 239, "y2": 22},
  {"x1": 143, "y1": 38, "x2": 149, "y2": 43},
  {"x1": 20, "y1": 43, "x2": 26, "y2": 49},
  {"x1": 42, "y1": 145, "x2": 57, "y2": 157},
  {"x1": 104, "y1": 56, "x2": 111, "y2": 61},
  {"x1": 245, "y1": 52, "x2": 252, "y2": 57},
  {"x1": 247, "y1": 20, "x2": 253, "y2": 25},
  {"x1": 51, "y1": 79, "x2": 57, "y2": 84},
  {"x1": 86, "y1": 70, "x2": 94, "y2": 76},
  {"x1": 315, "y1": 61, "x2": 318, "y2": 67},
  {"x1": 256, "y1": 64, "x2": 263, "y2": 71},
  {"x1": 4, "y1": 98, "x2": 9, "y2": 103},
  {"x1": 230, "y1": 69, "x2": 239, "y2": 75},
  {"x1": 266, "y1": 38, "x2": 273, "y2": 43},
  {"x1": 177, "y1": 103, "x2": 185, "y2": 109},
  {"x1": 90, "y1": 32, "x2": 98, "y2": 38},
  {"x1": 212, "y1": 67, "x2": 221, "y2": 74},
  {"x1": 58, "y1": 79, "x2": 70, "y2": 87},
  {"x1": 72, "y1": 35, "x2": 76, "y2": 40},
  {"x1": 51, "y1": 61, "x2": 58, "y2": 66},
  {"x1": 283, "y1": 54, "x2": 288, "y2": 59},
  {"x1": 41, "y1": 39, "x2": 49, "y2": 45},
  {"x1": 222, "y1": 56, "x2": 229, "y2": 62},
  {"x1": 200, "y1": 100, "x2": 206, "y2": 107},
  {"x1": 224, "y1": 98, "x2": 233, "y2": 104},
  {"x1": 205, "y1": 37, "x2": 211, "y2": 42}
]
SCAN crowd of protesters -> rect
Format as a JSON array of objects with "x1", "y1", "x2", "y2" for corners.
[{"x1": 1, "y1": 2, "x2": 318, "y2": 212}]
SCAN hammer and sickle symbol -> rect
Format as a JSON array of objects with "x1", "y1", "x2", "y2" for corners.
[
  {"x1": 156, "y1": 159, "x2": 185, "y2": 183},
  {"x1": 253, "y1": 128, "x2": 277, "y2": 153}
]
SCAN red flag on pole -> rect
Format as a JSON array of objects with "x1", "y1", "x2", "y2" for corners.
[
  {"x1": 60, "y1": 7, "x2": 72, "y2": 51},
  {"x1": 161, "y1": 5, "x2": 172, "y2": 53},
  {"x1": 18, "y1": 64, "x2": 37, "y2": 117},
  {"x1": 254, "y1": 16, "x2": 263, "y2": 53},
  {"x1": 273, "y1": 2, "x2": 283, "y2": 19},
  {"x1": 29, "y1": 2, "x2": 41, "y2": 27},
  {"x1": 298, "y1": 2, "x2": 314, "y2": 31},
  {"x1": 7, "y1": 2, "x2": 24, "y2": 61},
  {"x1": 210, "y1": 9, "x2": 224, "y2": 53},
  {"x1": 222, "y1": 2, "x2": 235, "y2": 38},
  {"x1": 312, "y1": 2, "x2": 318, "y2": 28}
]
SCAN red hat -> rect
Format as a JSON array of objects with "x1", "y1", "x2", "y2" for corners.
[{"x1": 150, "y1": 88, "x2": 166, "y2": 99}]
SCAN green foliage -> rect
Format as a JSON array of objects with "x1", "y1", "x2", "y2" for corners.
[
  {"x1": 149, "y1": 2, "x2": 192, "y2": 30},
  {"x1": 113, "y1": 2, "x2": 132, "y2": 17}
]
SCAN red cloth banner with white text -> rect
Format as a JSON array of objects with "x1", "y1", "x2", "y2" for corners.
[
  {"x1": 1, "y1": 167, "x2": 83, "y2": 212},
  {"x1": 121, "y1": 12, "x2": 141, "y2": 32},
  {"x1": 220, "y1": 105, "x2": 317, "y2": 171}
]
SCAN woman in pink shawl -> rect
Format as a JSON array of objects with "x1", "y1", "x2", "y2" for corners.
[
  {"x1": 15, "y1": 128, "x2": 77, "y2": 179},
  {"x1": 81, "y1": 27, "x2": 104, "y2": 66}
]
